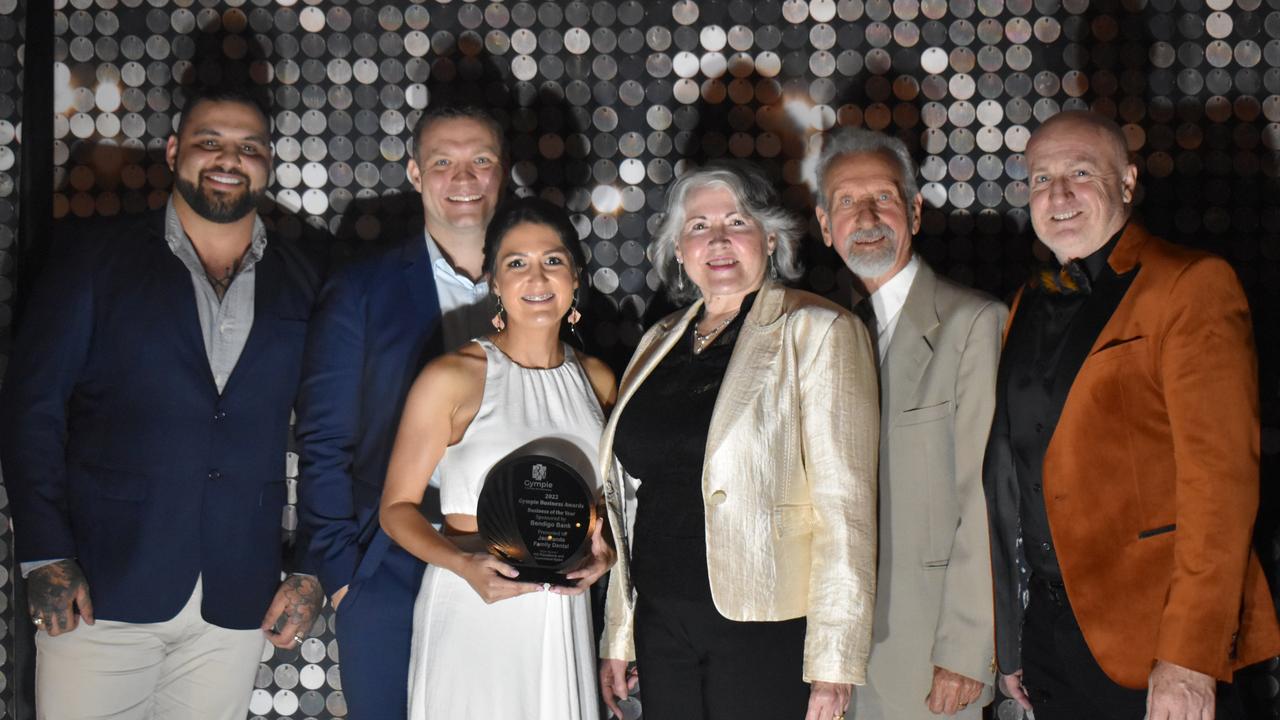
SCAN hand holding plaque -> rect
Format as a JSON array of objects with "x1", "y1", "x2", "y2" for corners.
[{"x1": 476, "y1": 439, "x2": 599, "y2": 587}]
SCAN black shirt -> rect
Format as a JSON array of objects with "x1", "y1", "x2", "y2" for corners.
[
  {"x1": 1005, "y1": 233, "x2": 1122, "y2": 579},
  {"x1": 613, "y1": 294, "x2": 756, "y2": 602}
]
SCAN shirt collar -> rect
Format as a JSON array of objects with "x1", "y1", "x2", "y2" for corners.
[
  {"x1": 424, "y1": 231, "x2": 487, "y2": 293},
  {"x1": 163, "y1": 197, "x2": 268, "y2": 269},
  {"x1": 1077, "y1": 225, "x2": 1125, "y2": 283},
  {"x1": 868, "y1": 253, "x2": 920, "y2": 330}
]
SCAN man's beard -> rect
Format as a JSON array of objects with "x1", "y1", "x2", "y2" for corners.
[
  {"x1": 841, "y1": 223, "x2": 900, "y2": 279},
  {"x1": 174, "y1": 170, "x2": 263, "y2": 224}
]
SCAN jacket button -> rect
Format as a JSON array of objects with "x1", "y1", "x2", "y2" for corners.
[
  {"x1": 213, "y1": 410, "x2": 227, "y2": 420},
  {"x1": 708, "y1": 490, "x2": 727, "y2": 506},
  {"x1": 208, "y1": 470, "x2": 222, "y2": 481}
]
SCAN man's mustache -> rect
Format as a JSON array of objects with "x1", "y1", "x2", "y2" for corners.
[{"x1": 844, "y1": 223, "x2": 897, "y2": 246}]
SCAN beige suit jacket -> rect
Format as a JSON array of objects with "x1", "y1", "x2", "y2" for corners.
[
  {"x1": 855, "y1": 261, "x2": 1005, "y2": 719},
  {"x1": 599, "y1": 282, "x2": 880, "y2": 684}
]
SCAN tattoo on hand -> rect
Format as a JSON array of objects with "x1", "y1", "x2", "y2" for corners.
[
  {"x1": 281, "y1": 575, "x2": 324, "y2": 628},
  {"x1": 29, "y1": 560, "x2": 88, "y2": 619}
]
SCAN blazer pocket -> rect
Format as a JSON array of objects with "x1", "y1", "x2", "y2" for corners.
[
  {"x1": 922, "y1": 558, "x2": 950, "y2": 569},
  {"x1": 773, "y1": 505, "x2": 814, "y2": 538},
  {"x1": 69, "y1": 461, "x2": 150, "y2": 502},
  {"x1": 1138, "y1": 523, "x2": 1176, "y2": 539},
  {"x1": 1087, "y1": 336, "x2": 1147, "y2": 362},
  {"x1": 895, "y1": 400, "x2": 953, "y2": 427}
]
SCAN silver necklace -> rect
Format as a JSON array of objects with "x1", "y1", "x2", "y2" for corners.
[{"x1": 692, "y1": 311, "x2": 739, "y2": 353}]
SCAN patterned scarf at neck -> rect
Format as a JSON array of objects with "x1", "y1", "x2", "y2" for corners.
[{"x1": 1031, "y1": 260, "x2": 1092, "y2": 296}]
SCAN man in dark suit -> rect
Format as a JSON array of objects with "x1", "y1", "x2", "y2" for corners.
[
  {"x1": 295, "y1": 102, "x2": 506, "y2": 719},
  {"x1": 985, "y1": 110, "x2": 1280, "y2": 720},
  {"x1": 0, "y1": 86, "x2": 324, "y2": 720}
]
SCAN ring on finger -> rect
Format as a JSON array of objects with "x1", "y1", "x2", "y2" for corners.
[{"x1": 293, "y1": 634, "x2": 305, "y2": 644}]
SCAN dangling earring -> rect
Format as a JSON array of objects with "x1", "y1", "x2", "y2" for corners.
[
  {"x1": 768, "y1": 252, "x2": 779, "y2": 279},
  {"x1": 676, "y1": 258, "x2": 686, "y2": 292},
  {"x1": 567, "y1": 291, "x2": 582, "y2": 326},
  {"x1": 491, "y1": 297, "x2": 506, "y2": 331},
  {"x1": 566, "y1": 290, "x2": 584, "y2": 347}
]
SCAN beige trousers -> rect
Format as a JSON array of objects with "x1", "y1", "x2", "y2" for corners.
[{"x1": 34, "y1": 576, "x2": 266, "y2": 720}]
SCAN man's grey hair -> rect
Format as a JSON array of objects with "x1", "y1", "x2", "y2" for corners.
[
  {"x1": 813, "y1": 127, "x2": 920, "y2": 225},
  {"x1": 652, "y1": 161, "x2": 805, "y2": 305}
]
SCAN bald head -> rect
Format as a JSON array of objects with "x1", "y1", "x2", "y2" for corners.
[
  {"x1": 1026, "y1": 111, "x2": 1138, "y2": 263},
  {"x1": 1028, "y1": 111, "x2": 1129, "y2": 169}
]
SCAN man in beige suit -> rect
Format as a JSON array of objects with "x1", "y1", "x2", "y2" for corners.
[{"x1": 814, "y1": 128, "x2": 1005, "y2": 719}]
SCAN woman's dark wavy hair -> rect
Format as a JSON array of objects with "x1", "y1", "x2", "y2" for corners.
[{"x1": 482, "y1": 196, "x2": 587, "y2": 287}]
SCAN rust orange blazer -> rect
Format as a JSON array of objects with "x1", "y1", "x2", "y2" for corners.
[{"x1": 985, "y1": 221, "x2": 1280, "y2": 688}]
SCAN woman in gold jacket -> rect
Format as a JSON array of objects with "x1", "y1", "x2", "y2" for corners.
[{"x1": 597, "y1": 161, "x2": 879, "y2": 720}]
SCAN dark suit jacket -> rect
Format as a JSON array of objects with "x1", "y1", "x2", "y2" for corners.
[
  {"x1": 294, "y1": 234, "x2": 443, "y2": 598},
  {"x1": 985, "y1": 222, "x2": 1280, "y2": 687},
  {"x1": 0, "y1": 209, "x2": 320, "y2": 629}
]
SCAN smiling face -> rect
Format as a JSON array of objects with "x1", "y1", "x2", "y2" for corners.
[
  {"x1": 815, "y1": 150, "x2": 922, "y2": 290},
  {"x1": 490, "y1": 221, "x2": 579, "y2": 330},
  {"x1": 165, "y1": 99, "x2": 271, "y2": 224},
  {"x1": 408, "y1": 116, "x2": 505, "y2": 241},
  {"x1": 675, "y1": 184, "x2": 774, "y2": 302},
  {"x1": 1026, "y1": 114, "x2": 1137, "y2": 263}
]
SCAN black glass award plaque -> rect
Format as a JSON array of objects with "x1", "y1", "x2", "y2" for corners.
[{"x1": 476, "y1": 439, "x2": 597, "y2": 586}]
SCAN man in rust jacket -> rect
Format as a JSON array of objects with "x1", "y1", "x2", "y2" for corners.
[{"x1": 984, "y1": 110, "x2": 1280, "y2": 720}]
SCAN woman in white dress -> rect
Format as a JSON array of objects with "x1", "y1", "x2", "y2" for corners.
[{"x1": 380, "y1": 197, "x2": 617, "y2": 719}]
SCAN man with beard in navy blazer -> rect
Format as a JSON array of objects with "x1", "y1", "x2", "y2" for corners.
[
  {"x1": 295, "y1": 101, "x2": 507, "y2": 719},
  {"x1": 0, "y1": 86, "x2": 324, "y2": 720}
]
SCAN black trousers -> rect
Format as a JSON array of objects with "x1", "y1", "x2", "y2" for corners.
[
  {"x1": 634, "y1": 593, "x2": 810, "y2": 720},
  {"x1": 1021, "y1": 575, "x2": 1246, "y2": 720}
]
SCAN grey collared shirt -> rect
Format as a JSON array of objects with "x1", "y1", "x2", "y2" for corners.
[{"x1": 164, "y1": 199, "x2": 268, "y2": 393}]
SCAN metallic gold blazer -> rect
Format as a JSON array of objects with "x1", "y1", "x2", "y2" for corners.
[{"x1": 599, "y1": 281, "x2": 880, "y2": 684}]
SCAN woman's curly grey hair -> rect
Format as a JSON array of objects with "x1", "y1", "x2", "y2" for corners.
[{"x1": 651, "y1": 161, "x2": 805, "y2": 304}]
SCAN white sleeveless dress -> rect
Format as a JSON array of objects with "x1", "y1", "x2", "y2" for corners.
[{"x1": 407, "y1": 338, "x2": 604, "y2": 720}]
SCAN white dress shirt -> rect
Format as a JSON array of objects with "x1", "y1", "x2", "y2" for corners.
[
  {"x1": 866, "y1": 254, "x2": 921, "y2": 363},
  {"x1": 425, "y1": 232, "x2": 494, "y2": 352}
]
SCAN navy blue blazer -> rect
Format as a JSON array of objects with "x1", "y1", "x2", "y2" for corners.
[
  {"x1": 294, "y1": 234, "x2": 445, "y2": 596},
  {"x1": 0, "y1": 210, "x2": 320, "y2": 629}
]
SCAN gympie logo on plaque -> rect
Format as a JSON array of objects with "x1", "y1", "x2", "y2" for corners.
[{"x1": 477, "y1": 439, "x2": 597, "y2": 586}]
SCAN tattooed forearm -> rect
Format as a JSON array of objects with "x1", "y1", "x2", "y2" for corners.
[{"x1": 28, "y1": 560, "x2": 89, "y2": 632}]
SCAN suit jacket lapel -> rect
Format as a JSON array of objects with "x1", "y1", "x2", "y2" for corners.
[
  {"x1": 1037, "y1": 255, "x2": 1141, "y2": 449},
  {"x1": 704, "y1": 282, "x2": 786, "y2": 461},
  {"x1": 1044, "y1": 222, "x2": 1148, "y2": 449},
  {"x1": 146, "y1": 219, "x2": 219, "y2": 392},
  {"x1": 597, "y1": 301, "x2": 699, "y2": 484},
  {"x1": 223, "y1": 244, "x2": 283, "y2": 393},
  {"x1": 403, "y1": 233, "x2": 445, "y2": 365},
  {"x1": 615, "y1": 302, "x2": 700, "y2": 415},
  {"x1": 883, "y1": 263, "x2": 939, "y2": 421}
]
